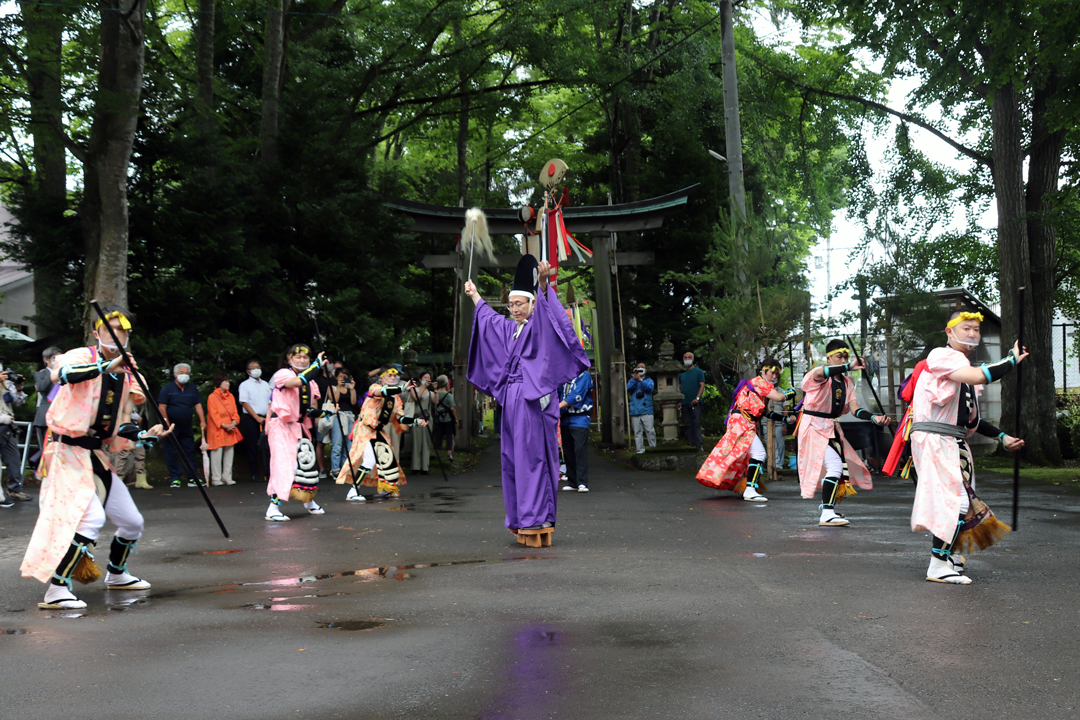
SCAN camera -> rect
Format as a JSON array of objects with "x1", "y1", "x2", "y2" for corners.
[
  {"x1": 2, "y1": 370, "x2": 23, "y2": 384},
  {"x1": 635, "y1": 392, "x2": 644, "y2": 399}
]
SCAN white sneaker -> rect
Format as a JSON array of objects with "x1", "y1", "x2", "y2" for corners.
[
  {"x1": 345, "y1": 487, "x2": 366, "y2": 503},
  {"x1": 926, "y1": 556, "x2": 972, "y2": 584},
  {"x1": 577, "y1": 484, "x2": 589, "y2": 493},
  {"x1": 636, "y1": 449, "x2": 645, "y2": 454},
  {"x1": 211, "y1": 478, "x2": 224, "y2": 486},
  {"x1": 265, "y1": 503, "x2": 290, "y2": 521},
  {"x1": 39, "y1": 583, "x2": 87, "y2": 609},
  {"x1": 819, "y1": 509, "x2": 850, "y2": 526},
  {"x1": 105, "y1": 571, "x2": 152, "y2": 590},
  {"x1": 222, "y1": 478, "x2": 236, "y2": 485},
  {"x1": 742, "y1": 486, "x2": 767, "y2": 502},
  {"x1": 304, "y1": 500, "x2": 325, "y2": 515}
]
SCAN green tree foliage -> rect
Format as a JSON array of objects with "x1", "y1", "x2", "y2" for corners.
[
  {"x1": 784, "y1": 0, "x2": 1080, "y2": 464},
  {"x1": 1, "y1": 0, "x2": 854, "y2": 398}
]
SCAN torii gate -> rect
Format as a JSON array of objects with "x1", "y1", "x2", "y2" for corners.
[{"x1": 386, "y1": 184, "x2": 699, "y2": 449}]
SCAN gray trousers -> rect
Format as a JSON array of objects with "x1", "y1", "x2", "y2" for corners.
[{"x1": 631, "y1": 414, "x2": 656, "y2": 452}]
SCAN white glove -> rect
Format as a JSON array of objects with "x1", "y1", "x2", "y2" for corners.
[{"x1": 0, "y1": 413, "x2": 12, "y2": 424}]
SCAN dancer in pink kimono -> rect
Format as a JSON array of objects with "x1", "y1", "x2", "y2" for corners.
[
  {"x1": 797, "y1": 339, "x2": 891, "y2": 527},
  {"x1": 264, "y1": 343, "x2": 326, "y2": 521},
  {"x1": 21, "y1": 307, "x2": 174, "y2": 609},
  {"x1": 696, "y1": 358, "x2": 794, "y2": 502},
  {"x1": 910, "y1": 311, "x2": 1026, "y2": 584}
]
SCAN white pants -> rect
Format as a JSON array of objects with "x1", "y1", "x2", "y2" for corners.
[
  {"x1": 631, "y1": 415, "x2": 656, "y2": 452},
  {"x1": 75, "y1": 474, "x2": 144, "y2": 542},
  {"x1": 210, "y1": 445, "x2": 234, "y2": 483},
  {"x1": 360, "y1": 441, "x2": 375, "y2": 470},
  {"x1": 823, "y1": 444, "x2": 844, "y2": 479},
  {"x1": 749, "y1": 434, "x2": 767, "y2": 462}
]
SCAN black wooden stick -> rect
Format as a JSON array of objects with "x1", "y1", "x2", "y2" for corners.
[
  {"x1": 90, "y1": 300, "x2": 229, "y2": 538},
  {"x1": 1013, "y1": 287, "x2": 1025, "y2": 529}
]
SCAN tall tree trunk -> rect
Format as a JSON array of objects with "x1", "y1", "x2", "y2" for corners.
[
  {"x1": 992, "y1": 84, "x2": 1032, "y2": 445},
  {"x1": 21, "y1": 0, "x2": 68, "y2": 337},
  {"x1": 81, "y1": 0, "x2": 146, "y2": 330},
  {"x1": 1021, "y1": 77, "x2": 1066, "y2": 464},
  {"x1": 195, "y1": 0, "x2": 216, "y2": 139},
  {"x1": 260, "y1": 0, "x2": 284, "y2": 167}
]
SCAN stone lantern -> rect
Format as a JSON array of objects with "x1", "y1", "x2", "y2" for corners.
[{"x1": 650, "y1": 338, "x2": 686, "y2": 444}]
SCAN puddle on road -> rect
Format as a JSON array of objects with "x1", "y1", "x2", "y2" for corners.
[
  {"x1": 1, "y1": 628, "x2": 30, "y2": 634},
  {"x1": 316, "y1": 619, "x2": 386, "y2": 631},
  {"x1": 238, "y1": 556, "x2": 545, "y2": 587},
  {"x1": 740, "y1": 553, "x2": 769, "y2": 558},
  {"x1": 203, "y1": 549, "x2": 244, "y2": 555}
]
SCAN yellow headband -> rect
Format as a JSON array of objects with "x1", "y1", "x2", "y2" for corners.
[
  {"x1": 761, "y1": 365, "x2": 781, "y2": 373},
  {"x1": 291, "y1": 346, "x2": 311, "y2": 356},
  {"x1": 379, "y1": 368, "x2": 399, "y2": 379},
  {"x1": 94, "y1": 311, "x2": 132, "y2": 331},
  {"x1": 947, "y1": 312, "x2": 983, "y2": 328},
  {"x1": 825, "y1": 347, "x2": 849, "y2": 357}
]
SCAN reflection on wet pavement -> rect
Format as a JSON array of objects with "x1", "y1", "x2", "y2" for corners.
[
  {"x1": 105, "y1": 593, "x2": 150, "y2": 612},
  {"x1": 316, "y1": 619, "x2": 386, "y2": 631},
  {"x1": 1, "y1": 628, "x2": 30, "y2": 634},
  {"x1": 481, "y1": 624, "x2": 563, "y2": 719}
]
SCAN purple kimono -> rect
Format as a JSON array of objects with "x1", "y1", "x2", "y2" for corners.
[{"x1": 468, "y1": 285, "x2": 590, "y2": 529}]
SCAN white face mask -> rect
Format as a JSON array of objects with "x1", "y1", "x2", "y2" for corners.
[
  {"x1": 683, "y1": 359, "x2": 693, "y2": 367},
  {"x1": 176, "y1": 374, "x2": 190, "y2": 384},
  {"x1": 291, "y1": 361, "x2": 310, "y2": 372},
  {"x1": 98, "y1": 337, "x2": 129, "y2": 352},
  {"x1": 250, "y1": 368, "x2": 262, "y2": 379}
]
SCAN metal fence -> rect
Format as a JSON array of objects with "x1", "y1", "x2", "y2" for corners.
[{"x1": 1051, "y1": 323, "x2": 1080, "y2": 394}]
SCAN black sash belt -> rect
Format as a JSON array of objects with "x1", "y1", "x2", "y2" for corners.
[
  {"x1": 802, "y1": 409, "x2": 841, "y2": 419},
  {"x1": 56, "y1": 433, "x2": 104, "y2": 450}
]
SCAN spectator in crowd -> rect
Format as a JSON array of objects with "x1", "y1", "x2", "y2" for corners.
[
  {"x1": 157, "y1": 362, "x2": 206, "y2": 488},
  {"x1": 0, "y1": 357, "x2": 29, "y2": 505},
  {"x1": 432, "y1": 375, "x2": 458, "y2": 463},
  {"x1": 559, "y1": 368, "x2": 594, "y2": 492},
  {"x1": 32, "y1": 346, "x2": 62, "y2": 471},
  {"x1": 238, "y1": 359, "x2": 271, "y2": 483},
  {"x1": 325, "y1": 366, "x2": 358, "y2": 477},
  {"x1": 769, "y1": 396, "x2": 788, "y2": 469},
  {"x1": 111, "y1": 408, "x2": 149, "y2": 489},
  {"x1": 679, "y1": 351, "x2": 706, "y2": 451},
  {"x1": 627, "y1": 362, "x2": 656, "y2": 454},
  {"x1": 405, "y1": 370, "x2": 433, "y2": 474},
  {"x1": 313, "y1": 359, "x2": 341, "y2": 480},
  {"x1": 206, "y1": 370, "x2": 240, "y2": 486}
]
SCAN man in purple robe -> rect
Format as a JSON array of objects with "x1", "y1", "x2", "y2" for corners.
[{"x1": 466, "y1": 256, "x2": 590, "y2": 533}]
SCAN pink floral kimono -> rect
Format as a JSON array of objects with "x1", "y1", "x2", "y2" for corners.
[
  {"x1": 21, "y1": 347, "x2": 144, "y2": 583},
  {"x1": 796, "y1": 371, "x2": 872, "y2": 499}
]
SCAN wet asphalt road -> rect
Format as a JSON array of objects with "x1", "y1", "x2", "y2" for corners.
[{"x1": 1, "y1": 442, "x2": 1079, "y2": 720}]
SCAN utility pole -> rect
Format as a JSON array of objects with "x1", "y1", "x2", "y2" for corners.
[{"x1": 720, "y1": 0, "x2": 746, "y2": 224}]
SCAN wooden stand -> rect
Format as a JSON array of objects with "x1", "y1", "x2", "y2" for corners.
[{"x1": 516, "y1": 527, "x2": 553, "y2": 547}]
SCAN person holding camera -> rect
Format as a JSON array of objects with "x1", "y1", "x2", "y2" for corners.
[
  {"x1": 0, "y1": 357, "x2": 30, "y2": 506},
  {"x1": 627, "y1": 362, "x2": 657, "y2": 454},
  {"x1": 326, "y1": 367, "x2": 358, "y2": 478}
]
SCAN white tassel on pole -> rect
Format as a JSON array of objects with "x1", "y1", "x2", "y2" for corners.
[{"x1": 463, "y1": 207, "x2": 493, "y2": 280}]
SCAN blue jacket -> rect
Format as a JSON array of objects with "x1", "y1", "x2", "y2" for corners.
[
  {"x1": 560, "y1": 370, "x2": 593, "y2": 428},
  {"x1": 626, "y1": 376, "x2": 655, "y2": 416}
]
